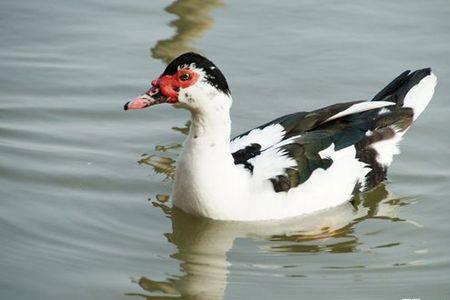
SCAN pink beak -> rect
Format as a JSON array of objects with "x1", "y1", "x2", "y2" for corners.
[
  {"x1": 124, "y1": 96, "x2": 152, "y2": 110},
  {"x1": 124, "y1": 87, "x2": 167, "y2": 110}
]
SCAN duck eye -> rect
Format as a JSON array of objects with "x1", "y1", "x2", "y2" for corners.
[{"x1": 179, "y1": 73, "x2": 190, "y2": 81}]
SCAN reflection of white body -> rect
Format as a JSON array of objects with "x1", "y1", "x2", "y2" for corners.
[{"x1": 136, "y1": 185, "x2": 404, "y2": 299}]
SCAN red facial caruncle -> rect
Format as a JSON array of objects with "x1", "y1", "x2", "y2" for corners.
[
  {"x1": 152, "y1": 68, "x2": 199, "y2": 103},
  {"x1": 124, "y1": 68, "x2": 199, "y2": 110}
]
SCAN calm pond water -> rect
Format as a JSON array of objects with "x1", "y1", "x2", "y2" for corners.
[{"x1": 1, "y1": 0, "x2": 450, "y2": 299}]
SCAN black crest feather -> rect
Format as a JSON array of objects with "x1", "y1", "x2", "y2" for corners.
[{"x1": 163, "y1": 52, "x2": 230, "y2": 95}]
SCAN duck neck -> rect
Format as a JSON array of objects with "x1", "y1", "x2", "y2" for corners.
[
  {"x1": 188, "y1": 109, "x2": 231, "y2": 148},
  {"x1": 173, "y1": 94, "x2": 245, "y2": 218},
  {"x1": 185, "y1": 94, "x2": 233, "y2": 153}
]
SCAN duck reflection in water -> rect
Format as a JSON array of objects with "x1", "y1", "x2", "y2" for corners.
[
  {"x1": 151, "y1": 0, "x2": 223, "y2": 64},
  {"x1": 138, "y1": 121, "x2": 189, "y2": 181}
]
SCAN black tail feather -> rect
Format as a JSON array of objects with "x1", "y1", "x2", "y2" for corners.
[{"x1": 372, "y1": 68, "x2": 432, "y2": 106}]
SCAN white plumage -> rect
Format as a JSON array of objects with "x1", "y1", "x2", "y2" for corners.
[
  {"x1": 230, "y1": 124, "x2": 285, "y2": 153},
  {"x1": 325, "y1": 101, "x2": 395, "y2": 122},
  {"x1": 404, "y1": 73, "x2": 437, "y2": 120}
]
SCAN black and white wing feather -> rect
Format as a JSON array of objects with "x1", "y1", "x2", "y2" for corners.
[{"x1": 231, "y1": 67, "x2": 436, "y2": 193}]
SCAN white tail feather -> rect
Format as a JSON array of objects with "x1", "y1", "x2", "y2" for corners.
[{"x1": 403, "y1": 73, "x2": 437, "y2": 121}]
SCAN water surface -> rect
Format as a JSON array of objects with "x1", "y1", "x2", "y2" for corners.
[{"x1": 1, "y1": 0, "x2": 450, "y2": 299}]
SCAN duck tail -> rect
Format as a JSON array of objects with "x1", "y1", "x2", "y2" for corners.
[
  {"x1": 355, "y1": 69, "x2": 437, "y2": 189},
  {"x1": 371, "y1": 68, "x2": 437, "y2": 121}
]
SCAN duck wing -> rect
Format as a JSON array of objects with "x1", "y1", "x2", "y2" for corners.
[
  {"x1": 231, "y1": 101, "x2": 392, "y2": 192},
  {"x1": 231, "y1": 68, "x2": 436, "y2": 194}
]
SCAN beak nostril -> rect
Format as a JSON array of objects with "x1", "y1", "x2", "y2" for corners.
[{"x1": 148, "y1": 88, "x2": 159, "y2": 96}]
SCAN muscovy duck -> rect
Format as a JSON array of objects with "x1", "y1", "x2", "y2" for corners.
[{"x1": 125, "y1": 52, "x2": 436, "y2": 221}]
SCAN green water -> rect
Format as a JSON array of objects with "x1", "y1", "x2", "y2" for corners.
[{"x1": 1, "y1": 0, "x2": 449, "y2": 299}]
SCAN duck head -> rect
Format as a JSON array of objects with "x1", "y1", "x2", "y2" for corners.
[{"x1": 124, "y1": 52, "x2": 231, "y2": 113}]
